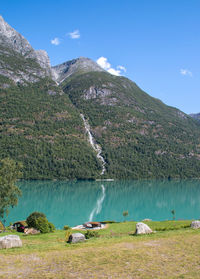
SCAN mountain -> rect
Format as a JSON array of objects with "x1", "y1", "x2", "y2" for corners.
[
  {"x1": 52, "y1": 57, "x2": 105, "y2": 84},
  {"x1": 0, "y1": 16, "x2": 101, "y2": 179},
  {"x1": 190, "y1": 113, "x2": 200, "y2": 123},
  {"x1": 58, "y1": 59, "x2": 200, "y2": 179},
  {"x1": 1, "y1": 15, "x2": 200, "y2": 180},
  {"x1": 0, "y1": 15, "x2": 54, "y2": 83}
]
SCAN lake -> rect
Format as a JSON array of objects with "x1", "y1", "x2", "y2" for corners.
[{"x1": 5, "y1": 179, "x2": 200, "y2": 228}]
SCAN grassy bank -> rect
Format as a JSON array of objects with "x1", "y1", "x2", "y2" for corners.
[{"x1": 0, "y1": 220, "x2": 200, "y2": 278}]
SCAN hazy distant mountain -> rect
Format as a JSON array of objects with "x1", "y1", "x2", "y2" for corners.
[
  {"x1": 1, "y1": 15, "x2": 200, "y2": 179},
  {"x1": 190, "y1": 113, "x2": 200, "y2": 122}
]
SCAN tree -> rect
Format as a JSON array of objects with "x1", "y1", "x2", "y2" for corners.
[
  {"x1": 0, "y1": 158, "x2": 22, "y2": 222},
  {"x1": 123, "y1": 210, "x2": 129, "y2": 222},
  {"x1": 171, "y1": 209, "x2": 175, "y2": 220}
]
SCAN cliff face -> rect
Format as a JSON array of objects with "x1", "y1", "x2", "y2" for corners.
[{"x1": 0, "y1": 15, "x2": 52, "y2": 83}]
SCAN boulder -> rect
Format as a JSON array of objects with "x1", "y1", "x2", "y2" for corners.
[
  {"x1": 135, "y1": 222, "x2": 153, "y2": 235},
  {"x1": 68, "y1": 233, "x2": 85, "y2": 243},
  {"x1": 0, "y1": 235, "x2": 22, "y2": 249},
  {"x1": 191, "y1": 220, "x2": 200, "y2": 229},
  {"x1": 24, "y1": 228, "x2": 40, "y2": 235}
]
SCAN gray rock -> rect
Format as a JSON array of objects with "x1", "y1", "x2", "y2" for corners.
[
  {"x1": 0, "y1": 15, "x2": 53, "y2": 83},
  {"x1": 0, "y1": 235, "x2": 22, "y2": 249},
  {"x1": 68, "y1": 233, "x2": 85, "y2": 243},
  {"x1": 83, "y1": 86, "x2": 112, "y2": 100},
  {"x1": 135, "y1": 222, "x2": 153, "y2": 235},
  {"x1": 191, "y1": 220, "x2": 200, "y2": 229},
  {"x1": 24, "y1": 228, "x2": 40, "y2": 235},
  {"x1": 52, "y1": 57, "x2": 105, "y2": 84}
]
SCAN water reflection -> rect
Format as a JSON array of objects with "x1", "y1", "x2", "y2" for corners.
[{"x1": 6, "y1": 179, "x2": 200, "y2": 228}]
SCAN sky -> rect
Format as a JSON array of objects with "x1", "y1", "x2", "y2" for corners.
[{"x1": 1, "y1": 0, "x2": 200, "y2": 114}]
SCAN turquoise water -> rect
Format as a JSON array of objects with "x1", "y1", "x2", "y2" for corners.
[{"x1": 5, "y1": 180, "x2": 200, "y2": 228}]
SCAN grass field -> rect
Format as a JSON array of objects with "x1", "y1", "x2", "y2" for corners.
[{"x1": 0, "y1": 220, "x2": 200, "y2": 278}]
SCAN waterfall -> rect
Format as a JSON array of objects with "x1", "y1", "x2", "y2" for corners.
[
  {"x1": 89, "y1": 185, "x2": 106, "y2": 222},
  {"x1": 80, "y1": 114, "x2": 106, "y2": 175},
  {"x1": 81, "y1": 114, "x2": 107, "y2": 222}
]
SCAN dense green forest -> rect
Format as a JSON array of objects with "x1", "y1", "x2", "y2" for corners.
[
  {"x1": 0, "y1": 75, "x2": 101, "y2": 179},
  {"x1": 62, "y1": 71, "x2": 200, "y2": 179}
]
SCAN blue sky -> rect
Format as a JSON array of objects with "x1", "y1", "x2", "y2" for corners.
[{"x1": 1, "y1": 0, "x2": 200, "y2": 113}]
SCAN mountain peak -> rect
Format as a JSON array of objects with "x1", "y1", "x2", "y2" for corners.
[
  {"x1": 52, "y1": 57, "x2": 105, "y2": 84},
  {"x1": 0, "y1": 15, "x2": 53, "y2": 82},
  {"x1": 0, "y1": 15, "x2": 33, "y2": 56}
]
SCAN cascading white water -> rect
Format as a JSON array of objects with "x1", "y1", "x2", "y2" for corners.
[
  {"x1": 89, "y1": 184, "x2": 105, "y2": 222},
  {"x1": 80, "y1": 114, "x2": 106, "y2": 175},
  {"x1": 80, "y1": 114, "x2": 107, "y2": 221}
]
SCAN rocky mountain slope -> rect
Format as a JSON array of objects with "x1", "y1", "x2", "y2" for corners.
[
  {"x1": 0, "y1": 16, "x2": 101, "y2": 179},
  {"x1": 190, "y1": 113, "x2": 200, "y2": 122},
  {"x1": 52, "y1": 57, "x2": 105, "y2": 84},
  {"x1": 1, "y1": 15, "x2": 200, "y2": 179},
  {"x1": 0, "y1": 15, "x2": 53, "y2": 83}
]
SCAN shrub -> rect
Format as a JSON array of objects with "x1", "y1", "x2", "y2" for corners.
[
  {"x1": 26, "y1": 212, "x2": 46, "y2": 228},
  {"x1": 48, "y1": 222, "x2": 55, "y2": 232},
  {"x1": 26, "y1": 211, "x2": 55, "y2": 233},
  {"x1": 85, "y1": 230, "x2": 99, "y2": 239},
  {"x1": 65, "y1": 230, "x2": 72, "y2": 242},
  {"x1": 0, "y1": 221, "x2": 4, "y2": 231},
  {"x1": 63, "y1": 225, "x2": 71, "y2": 231},
  {"x1": 35, "y1": 217, "x2": 50, "y2": 233}
]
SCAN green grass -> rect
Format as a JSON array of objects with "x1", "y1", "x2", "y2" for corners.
[{"x1": 1, "y1": 220, "x2": 200, "y2": 278}]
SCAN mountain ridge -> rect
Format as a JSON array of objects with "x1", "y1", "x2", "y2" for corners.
[
  {"x1": 0, "y1": 15, "x2": 53, "y2": 83},
  {"x1": 52, "y1": 57, "x2": 105, "y2": 84}
]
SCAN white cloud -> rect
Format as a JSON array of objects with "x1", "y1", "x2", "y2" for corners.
[
  {"x1": 68, "y1": 30, "x2": 80, "y2": 39},
  {"x1": 96, "y1": 57, "x2": 126, "y2": 76},
  {"x1": 51, "y1": 37, "x2": 60, "y2": 46},
  {"x1": 107, "y1": 68, "x2": 121, "y2": 76},
  {"x1": 117, "y1": 65, "x2": 126, "y2": 72},
  {"x1": 180, "y1": 69, "x2": 192, "y2": 77},
  {"x1": 96, "y1": 57, "x2": 111, "y2": 70}
]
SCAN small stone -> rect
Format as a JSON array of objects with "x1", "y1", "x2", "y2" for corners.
[
  {"x1": 135, "y1": 222, "x2": 153, "y2": 235},
  {"x1": 0, "y1": 235, "x2": 22, "y2": 249},
  {"x1": 191, "y1": 220, "x2": 200, "y2": 229},
  {"x1": 68, "y1": 233, "x2": 85, "y2": 243}
]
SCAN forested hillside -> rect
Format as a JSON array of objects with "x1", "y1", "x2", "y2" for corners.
[
  {"x1": 1, "y1": 15, "x2": 200, "y2": 180},
  {"x1": 61, "y1": 70, "x2": 200, "y2": 179}
]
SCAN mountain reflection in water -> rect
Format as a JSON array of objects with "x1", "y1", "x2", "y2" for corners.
[{"x1": 6, "y1": 179, "x2": 200, "y2": 228}]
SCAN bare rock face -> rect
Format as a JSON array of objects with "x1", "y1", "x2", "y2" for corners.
[
  {"x1": 52, "y1": 57, "x2": 105, "y2": 84},
  {"x1": 0, "y1": 235, "x2": 22, "y2": 249},
  {"x1": 68, "y1": 233, "x2": 86, "y2": 243},
  {"x1": 0, "y1": 15, "x2": 33, "y2": 56},
  {"x1": 83, "y1": 86, "x2": 112, "y2": 100},
  {"x1": 191, "y1": 220, "x2": 200, "y2": 229},
  {"x1": 135, "y1": 222, "x2": 153, "y2": 235},
  {"x1": 0, "y1": 15, "x2": 53, "y2": 83}
]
